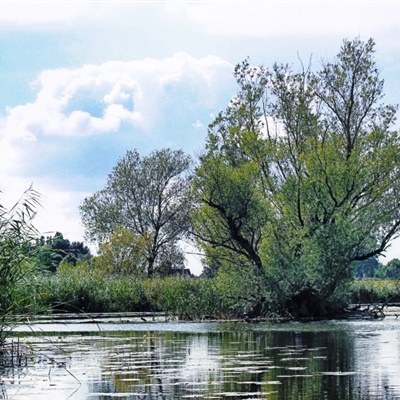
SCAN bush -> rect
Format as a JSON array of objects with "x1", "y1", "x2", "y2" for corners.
[{"x1": 212, "y1": 265, "x2": 270, "y2": 318}]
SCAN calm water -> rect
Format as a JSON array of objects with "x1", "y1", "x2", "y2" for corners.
[{"x1": 1, "y1": 318, "x2": 400, "y2": 399}]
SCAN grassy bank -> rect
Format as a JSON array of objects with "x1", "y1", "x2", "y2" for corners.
[
  {"x1": 24, "y1": 268, "x2": 266, "y2": 320},
  {"x1": 350, "y1": 279, "x2": 400, "y2": 304},
  {"x1": 12, "y1": 268, "x2": 400, "y2": 321}
]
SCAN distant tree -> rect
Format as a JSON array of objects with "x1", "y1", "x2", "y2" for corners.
[
  {"x1": 35, "y1": 232, "x2": 91, "y2": 272},
  {"x1": 375, "y1": 258, "x2": 400, "y2": 279},
  {"x1": 80, "y1": 148, "x2": 192, "y2": 277},
  {"x1": 354, "y1": 256, "x2": 382, "y2": 278},
  {"x1": 155, "y1": 243, "x2": 187, "y2": 277}
]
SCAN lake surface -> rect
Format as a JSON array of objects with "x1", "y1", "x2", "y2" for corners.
[{"x1": 1, "y1": 317, "x2": 400, "y2": 399}]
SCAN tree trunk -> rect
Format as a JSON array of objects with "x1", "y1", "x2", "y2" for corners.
[{"x1": 147, "y1": 257, "x2": 155, "y2": 277}]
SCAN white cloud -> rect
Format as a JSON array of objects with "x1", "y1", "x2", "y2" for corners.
[
  {"x1": 0, "y1": 52, "x2": 234, "y2": 249},
  {"x1": 0, "y1": 2, "x2": 123, "y2": 26},
  {"x1": 0, "y1": 52, "x2": 232, "y2": 142},
  {"x1": 3, "y1": 2, "x2": 400, "y2": 56},
  {"x1": 192, "y1": 120, "x2": 204, "y2": 129},
  {"x1": 0, "y1": 52, "x2": 235, "y2": 185},
  {"x1": 0, "y1": 175, "x2": 89, "y2": 244},
  {"x1": 178, "y1": 2, "x2": 400, "y2": 39}
]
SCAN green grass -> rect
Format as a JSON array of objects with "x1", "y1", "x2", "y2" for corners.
[
  {"x1": 17, "y1": 266, "x2": 269, "y2": 319},
  {"x1": 350, "y1": 279, "x2": 400, "y2": 304},
  {"x1": 36, "y1": 272, "x2": 149, "y2": 313}
]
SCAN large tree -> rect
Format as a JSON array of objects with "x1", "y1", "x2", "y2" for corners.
[
  {"x1": 193, "y1": 38, "x2": 400, "y2": 316},
  {"x1": 80, "y1": 148, "x2": 192, "y2": 277}
]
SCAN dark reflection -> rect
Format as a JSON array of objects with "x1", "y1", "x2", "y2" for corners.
[{"x1": 5, "y1": 320, "x2": 400, "y2": 399}]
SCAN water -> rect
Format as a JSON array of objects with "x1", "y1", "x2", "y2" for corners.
[{"x1": 2, "y1": 317, "x2": 400, "y2": 399}]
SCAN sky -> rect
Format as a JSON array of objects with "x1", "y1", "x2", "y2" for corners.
[{"x1": 1, "y1": 1, "x2": 400, "y2": 274}]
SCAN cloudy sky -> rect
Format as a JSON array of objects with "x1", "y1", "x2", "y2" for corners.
[{"x1": 1, "y1": 1, "x2": 400, "y2": 272}]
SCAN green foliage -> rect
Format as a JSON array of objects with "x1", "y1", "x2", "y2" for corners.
[
  {"x1": 212, "y1": 263, "x2": 270, "y2": 318},
  {"x1": 144, "y1": 271, "x2": 269, "y2": 320},
  {"x1": 0, "y1": 186, "x2": 43, "y2": 342},
  {"x1": 193, "y1": 38, "x2": 400, "y2": 316},
  {"x1": 350, "y1": 279, "x2": 400, "y2": 304},
  {"x1": 39, "y1": 262, "x2": 149, "y2": 313},
  {"x1": 376, "y1": 258, "x2": 400, "y2": 279},
  {"x1": 20, "y1": 259, "x2": 269, "y2": 319},
  {"x1": 354, "y1": 256, "x2": 383, "y2": 278},
  {"x1": 94, "y1": 227, "x2": 148, "y2": 276},
  {"x1": 192, "y1": 156, "x2": 268, "y2": 271},
  {"x1": 144, "y1": 277, "x2": 216, "y2": 320},
  {"x1": 80, "y1": 148, "x2": 192, "y2": 277},
  {"x1": 34, "y1": 232, "x2": 92, "y2": 272}
]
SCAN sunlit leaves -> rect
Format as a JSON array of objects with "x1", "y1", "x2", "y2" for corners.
[
  {"x1": 193, "y1": 154, "x2": 269, "y2": 271},
  {"x1": 95, "y1": 227, "x2": 149, "y2": 277}
]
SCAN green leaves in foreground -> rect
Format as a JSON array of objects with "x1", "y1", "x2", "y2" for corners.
[{"x1": 0, "y1": 186, "x2": 42, "y2": 342}]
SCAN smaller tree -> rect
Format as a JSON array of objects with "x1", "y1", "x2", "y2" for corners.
[
  {"x1": 354, "y1": 256, "x2": 382, "y2": 278},
  {"x1": 80, "y1": 148, "x2": 192, "y2": 277},
  {"x1": 155, "y1": 243, "x2": 187, "y2": 277},
  {"x1": 94, "y1": 227, "x2": 149, "y2": 276}
]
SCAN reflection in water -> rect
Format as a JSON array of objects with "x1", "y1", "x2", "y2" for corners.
[
  {"x1": 2, "y1": 320, "x2": 400, "y2": 399},
  {"x1": 353, "y1": 328, "x2": 400, "y2": 399}
]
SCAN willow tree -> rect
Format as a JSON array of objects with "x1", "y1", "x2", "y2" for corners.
[
  {"x1": 193, "y1": 38, "x2": 400, "y2": 316},
  {"x1": 80, "y1": 148, "x2": 192, "y2": 277}
]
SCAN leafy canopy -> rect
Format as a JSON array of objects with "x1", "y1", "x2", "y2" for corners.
[{"x1": 192, "y1": 38, "x2": 400, "y2": 314}]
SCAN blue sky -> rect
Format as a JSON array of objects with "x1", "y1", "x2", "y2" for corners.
[{"x1": 1, "y1": 1, "x2": 400, "y2": 272}]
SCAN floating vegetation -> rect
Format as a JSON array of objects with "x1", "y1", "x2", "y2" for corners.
[
  {"x1": 238, "y1": 381, "x2": 282, "y2": 385},
  {"x1": 320, "y1": 371, "x2": 358, "y2": 376},
  {"x1": 285, "y1": 367, "x2": 308, "y2": 371}
]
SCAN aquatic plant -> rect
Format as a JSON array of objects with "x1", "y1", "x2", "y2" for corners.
[{"x1": 0, "y1": 186, "x2": 42, "y2": 345}]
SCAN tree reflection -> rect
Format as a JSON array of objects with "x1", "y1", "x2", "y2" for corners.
[{"x1": 63, "y1": 323, "x2": 400, "y2": 399}]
